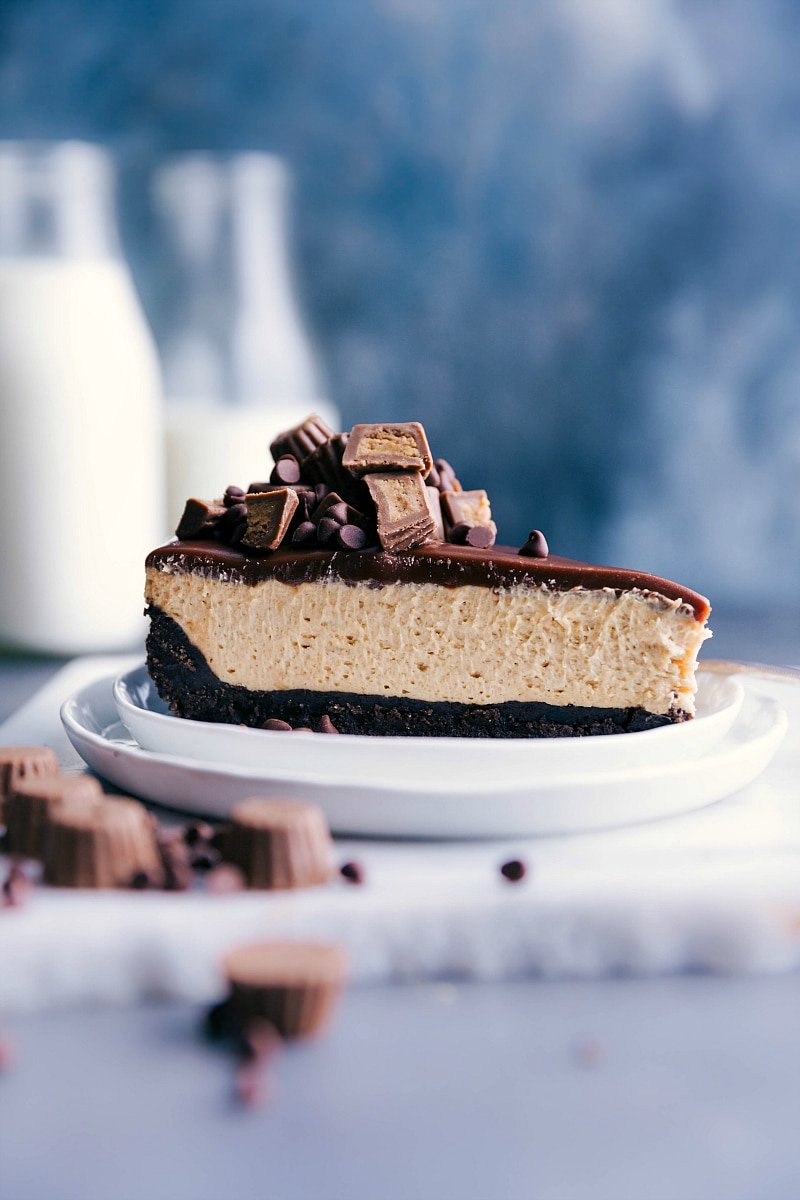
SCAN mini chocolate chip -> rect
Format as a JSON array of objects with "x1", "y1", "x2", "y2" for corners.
[
  {"x1": 191, "y1": 850, "x2": 222, "y2": 873},
  {"x1": 425, "y1": 464, "x2": 441, "y2": 489},
  {"x1": 337, "y1": 524, "x2": 367, "y2": 551},
  {"x1": 466, "y1": 524, "x2": 496, "y2": 549},
  {"x1": 204, "y1": 999, "x2": 233, "y2": 1041},
  {"x1": 326, "y1": 501, "x2": 349, "y2": 525},
  {"x1": 228, "y1": 521, "x2": 246, "y2": 547},
  {"x1": 184, "y1": 821, "x2": 215, "y2": 848},
  {"x1": 314, "y1": 483, "x2": 331, "y2": 504},
  {"x1": 270, "y1": 455, "x2": 301, "y2": 485},
  {"x1": 263, "y1": 718, "x2": 293, "y2": 732},
  {"x1": 318, "y1": 714, "x2": 340, "y2": 735},
  {"x1": 500, "y1": 859, "x2": 527, "y2": 883},
  {"x1": 316, "y1": 516, "x2": 340, "y2": 545},
  {"x1": 291, "y1": 520, "x2": 317, "y2": 546},
  {"x1": 224, "y1": 485, "x2": 246, "y2": 507},
  {"x1": 129, "y1": 870, "x2": 152, "y2": 890},
  {"x1": 340, "y1": 861, "x2": 365, "y2": 884},
  {"x1": 519, "y1": 530, "x2": 549, "y2": 558},
  {"x1": 448, "y1": 522, "x2": 471, "y2": 545}
]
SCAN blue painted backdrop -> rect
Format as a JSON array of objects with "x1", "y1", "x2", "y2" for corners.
[{"x1": 2, "y1": 0, "x2": 800, "y2": 606}]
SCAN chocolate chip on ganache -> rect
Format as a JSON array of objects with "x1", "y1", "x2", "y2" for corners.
[
  {"x1": 269, "y1": 455, "x2": 302, "y2": 485},
  {"x1": 500, "y1": 859, "x2": 527, "y2": 883},
  {"x1": 263, "y1": 718, "x2": 293, "y2": 732},
  {"x1": 316, "y1": 516, "x2": 340, "y2": 546},
  {"x1": 337, "y1": 524, "x2": 367, "y2": 551},
  {"x1": 317, "y1": 715, "x2": 340, "y2": 735},
  {"x1": 291, "y1": 520, "x2": 317, "y2": 547},
  {"x1": 340, "y1": 861, "x2": 365, "y2": 885},
  {"x1": 519, "y1": 530, "x2": 549, "y2": 558},
  {"x1": 224, "y1": 485, "x2": 246, "y2": 508},
  {"x1": 314, "y1": 483, "x2": 331, "y2": 505},
  {"x1": 325, "y1": 501, "x2": 350, "y2": 525}
]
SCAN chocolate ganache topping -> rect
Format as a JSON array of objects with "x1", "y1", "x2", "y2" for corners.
[{"x1": 146, "y1": 540, "x2": 710, "y2": 621}]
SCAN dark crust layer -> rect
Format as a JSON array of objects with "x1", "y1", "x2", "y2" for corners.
[
  {"x1": 146, "y1": 540, "x2": 711, "y2": 621},
  {"x1": 145, "y1": 607, "x2": 683, "y2": 739}
]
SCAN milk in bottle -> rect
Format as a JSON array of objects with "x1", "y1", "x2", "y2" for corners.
[{"x1": 0, "y1": 142, "x2": 163, "y2": 652}]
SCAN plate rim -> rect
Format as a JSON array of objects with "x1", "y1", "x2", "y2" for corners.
[
  {"x1": 113, "y1": 658, "x2": 746, "y2": 756},
  {"x1": 63, "y1": 670, "x2": 787, "y2": 797}
]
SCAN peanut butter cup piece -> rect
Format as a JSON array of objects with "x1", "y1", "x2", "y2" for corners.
[
  {"x1": 176, "y1": 498, "x2": 226, "y2": 540},
  {"x1": 222, "y1": 940, "x2": 347, "y2": 1039},
  {"x1": 270, "y1": 414, "x2": 335, "y2": 463},
  {"x1": 240, "y1": 488, "x2": 299, "y2": 551},
  {"x1": 365, "y1": 471, "x2": 435, "y2": 552},
  {"x1": 0, "y1": 746, "x2": 59, "y2": 821},
  {"x1": 342, "y1": 421, "x2": 433, "y2": 475},
  {"x1": 43, "y1": 796, "x2": 162, "y2": 888},
  {"x1": 4, "y1": 773, "x2": 102, "y2": 859},
  {"x1": 223, "y1": 799, "x2": 334, "y2": 890},
  {"x1": 440, "y1": 489, "x2": 496, "y2": 541}
]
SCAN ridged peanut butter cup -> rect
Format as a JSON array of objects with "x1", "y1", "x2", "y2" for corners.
[
  {"x1": 4, "y1": 773, "x2": 102, "y2": 859},
  {"x1": 43, "y1": 796, "x2": 162, "y2": 888},
  {"x1": 0, "y1": 745, "x2": 60, "y2": 823},
  {"x1": 222, "y1": 940, "x2": 347, "y2": 1039},
  {"x1": 223, "y1": 799, "x2": 334, "y2": 890}
]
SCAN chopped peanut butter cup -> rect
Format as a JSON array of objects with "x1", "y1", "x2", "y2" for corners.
[
  {"x1": 342, "y1": 421, "x2": 433, "y2": 475},
  {"x1": 365, "y1": 471, "x2": 435, "y2": 552}
]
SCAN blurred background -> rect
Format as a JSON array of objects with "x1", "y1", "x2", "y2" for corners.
[{"x1": 1, "y1": 0, "x2": 799, "y2": 632}]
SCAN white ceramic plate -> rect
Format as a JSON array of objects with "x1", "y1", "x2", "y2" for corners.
[
  {"x1": 113, "y1": 664, "x2": 744, "y2": 789},
  {"x1": 63, "y1": 669, "x2": 785, "y2": 839}
]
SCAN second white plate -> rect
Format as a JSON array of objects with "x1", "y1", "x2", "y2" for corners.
[{"x1": 113, "y1": 664, "x2": 744, "y2": 790}]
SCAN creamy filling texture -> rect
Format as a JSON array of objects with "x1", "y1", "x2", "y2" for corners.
[{"x1": 146, "y1": 568, "x2": 710, "y2": 714}]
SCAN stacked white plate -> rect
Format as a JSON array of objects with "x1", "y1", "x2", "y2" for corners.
[{"x1": 59, "y1": 664, "x2": 787, "y2": 839}]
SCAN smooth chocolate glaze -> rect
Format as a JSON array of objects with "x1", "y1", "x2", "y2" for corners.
[
  {"x1": 146, "y1": 607, "x2": 680, "y2": 738},
  {"x1": 147, "y1": 539, "x2": 711, "y2": 620}
]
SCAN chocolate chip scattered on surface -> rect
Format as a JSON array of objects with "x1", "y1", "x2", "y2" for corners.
[
  {"x1": 340, "y1": 861, "x2": 365, "y2": 885},
  {"x1": 500, "y1": 859, "x2": 527, "y2": 883}
]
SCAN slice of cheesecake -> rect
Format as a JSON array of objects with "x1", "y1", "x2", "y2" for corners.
[{"x1": 145, "y1": 539, "x2": 711, "y2": 738}]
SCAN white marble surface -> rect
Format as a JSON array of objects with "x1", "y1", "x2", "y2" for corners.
[{"x1": 2, "y1": 656, "x2": 800, "y2": 1013}]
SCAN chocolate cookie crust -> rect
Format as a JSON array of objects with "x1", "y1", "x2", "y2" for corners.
[{"x1": 145, "y1": 606, "x2": 681, "y2": 738}]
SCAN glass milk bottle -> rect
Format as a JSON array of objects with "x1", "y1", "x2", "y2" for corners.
[
  {"x1": 0, "y1": 141, "x2": 163, "y2": 653},
  {"x1": 152, "y1": 152, "x2": 338, "y2": 527}
]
